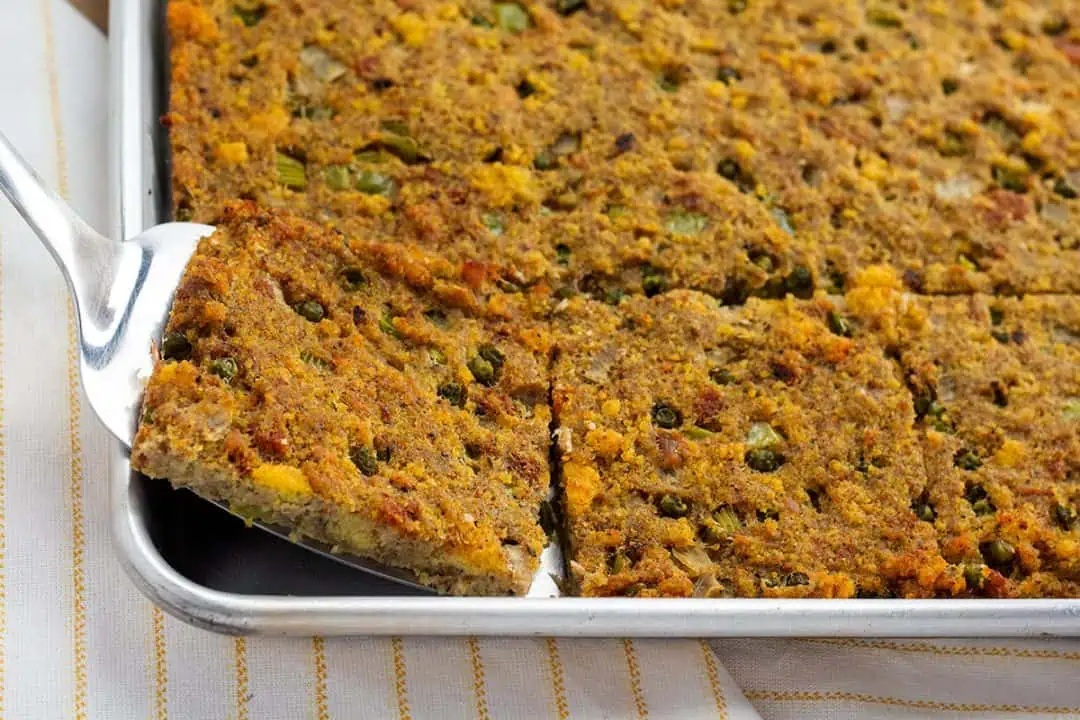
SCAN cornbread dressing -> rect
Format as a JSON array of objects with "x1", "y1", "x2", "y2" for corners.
[
  {"x1": 155, "y1": 0, "x2": 1080, "y2": 596},
  {"x1": 168, "y1": 0, "x2": 1080, "y2": 298},
  {"x1": 131, "y1": 203, "x2": 553, "y2": 595}
]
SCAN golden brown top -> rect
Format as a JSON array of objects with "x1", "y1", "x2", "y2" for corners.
[
  {"x1": 552, "y1": 291, "x2": 944, "y2": 598},
  {"x1": 131, "y1": 202, "x2": 553, "y2": 593},
  {"x1": 168, "y1": 0, "x2": 1080, "y2": 299},
  {"x1": 552, "y1": 286, "x2": 1079, "y2": 598},
  {"x1": 847, "y1": 285, "x2": 1080, "y2": 597}
]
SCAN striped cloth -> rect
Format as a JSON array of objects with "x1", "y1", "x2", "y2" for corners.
[{"x1": 0, "y1": 1, "x2": 1075, "y2": 717}]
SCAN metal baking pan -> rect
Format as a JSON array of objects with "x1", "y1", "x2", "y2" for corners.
[{"x1": 107, "y1": 0, "x2": 1080, "y2": 636}]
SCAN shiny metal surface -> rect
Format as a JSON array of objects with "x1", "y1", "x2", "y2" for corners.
[
  {"x1": 107, "y1": 0, "x2": 1080, "y2": 636},
  {"x1": 0, "y1": 130, "x2": 213, "y2": 447}
]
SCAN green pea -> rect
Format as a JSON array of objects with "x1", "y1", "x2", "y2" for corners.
[
  {"x1": 468, "y1": 355, "x2": 497, "y2": 386},
  {"x1": 965, "y1": 484, "x2": 996, "y2": 517},
  {"x1": 437, "y1": 382, "x2": 466, "y2": 407},
  {"x1": 610, "y1": 551, "x2": 631, "y2": 574},
  {"x1": 641, "y1": 264, "x2": 668, "y2": 297},
  {"x1": 932, "y1": 417, "x2": 955, "y2": 434},
  {"x1": 963, "y1": 564, "x2": 985, "y2": 590},
  {"x1": 533, "y1": 150, "x2": 556, "y2": 170},
  {"x1": 604, "y1": 288, "x2": 626, "y2": 305},
  {"x1": 651, "y1": 403, "x2": 683, "y2": 429},
  {"x1": 325, "y1": 165, "x2": 351, "y2": 190},
  {"x1": 954, "y1": 448, "x2": 982, "y2": 471},
  {"x1": 494, "y1": 3, "x2": 531, "y2": 32},
  {"x1": 658, "y1": 494, "x2": 689, "y2": 518},
  {"x1": 727, "y1": 0, "x2": 747, "y2": 14},
  {"x1": 753, "y1": 276, "x2": 786, "y2": 300},
  {"x1": 354, "y1": 169, "x2": 394, "y2": 195},
  {"x1": 294, "y1": 300, "x2": 325, "y2": 322},
  {"x1": 989, "y1": 307, "x2": 1004, "y2": 325},
  {"x1": 555, "y1": 244, "x2": 571, "y2": 265},
  {"x1": 783, "y1": 572, "x2": 810, "y2": 586},
  {"x1": 209, "y1": 357, "x2": 238, "y2": 382},
  {"x1": 161, "y1": 332, "x2": 192, "y2": 361},
  {"x1": 709, "y1": 368, "x2": 735, "y2": 385},
  {"x1": 1052, "y1": 503, "x2": 1077, "y2": 530},
  {"x1": 663, "y1": 210, "x2": 709, "y2": 236},
  {"x1": 471, "y1": 14, "x2": 493, "y2": 27},
  {"x1": 827, "y1": 312, "x2": 852, "y2": 337},
  {"x1": 275, "y1": 151, "x2": 307, "y2": 189},
  {"x1": 746, "y1": 448, "x2": 785, "y2": 472},
  {"x1": 1041, "y1": 16, "x2": 1069, "y2": 36},
  {"x1": 340, "y1": 266, "x2": 367, "y2": 290},
  {"x1": 349, "y1": 445, "x2": 379, "y2": 476},
  {"x1": 938, "y1": 130, "x2": 970, "y2": 157},
  {"x1": 980, "y1": 538, "x2": 1015, "y2": 569},
  {"x1": 1054, "y1": 178, "x2": 1078, "y2": 199},
  {"x1": 911, "y1": 498, "x2": 936, "y2": 522},
  {"x1": 784, "y1": 265, "x2": 813, "y2": 298},
  {"x1": 479, "y1": 344, "x2": 505, "y2": 368},
  {"x1": 992, "y1": 164, "x2": 1028, "y2": 193},
  {"x1": 657, "y1": 71, "x2": 681, "y2": 93},
  {"x1": 233, "y1": 3, "x2": 267, "y2": 26}
]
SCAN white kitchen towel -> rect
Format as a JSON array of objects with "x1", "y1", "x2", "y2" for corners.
[{"x1": 0, "y1": 1, "x2": 1075, "y2": 718}]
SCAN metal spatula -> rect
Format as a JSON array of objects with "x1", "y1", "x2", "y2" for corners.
[{"x1": 0, "y1": 129, "x2": 432, "y2": 592}]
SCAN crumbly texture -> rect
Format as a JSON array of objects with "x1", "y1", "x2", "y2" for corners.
[
  {"x1": 131, "y1": 203, "x2": 553, "y2": 595},
  {"x1": 168, "y1": 0, "x2": 1080, "y2": 298},
  {"x1": 552, "y1": 288, "x2": 1079, "y2": 598},
  {"x1": 551, "y1": 291, "x2": 953, "y2": 598},
  {"x1": 162, "y1": 0, "x2": 1080, "y2": 598},
  {"x1": 846, "y1": 285, "x2": 1080, "y2": 597}
]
